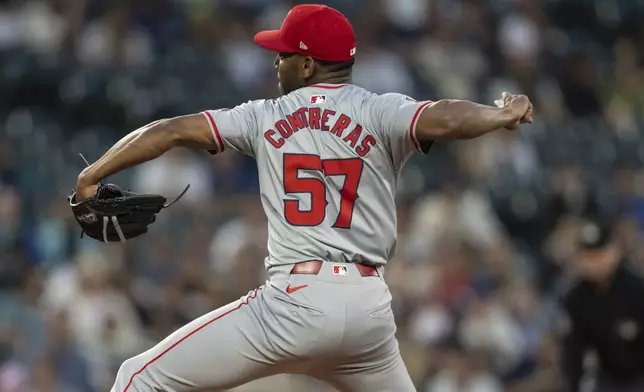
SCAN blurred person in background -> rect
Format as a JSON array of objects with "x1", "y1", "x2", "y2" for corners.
[
  {"x1": 45, "y1": 309, "x2": 95, "y2": 392},
  {"x1": 24, "y1": 357, "x2": 76, "y2": 392},
  {"x1": 32, "y1": 199, "x2": 77, "y2": 271},
  {"x1": 44, "y1": 250, "x2": 147, "y2": 390},
  {"x1": 77, "y1": 0, "x2": 153, "y2": 68},
  {"x1": 604, "y1": 38, "x2": 644, "y2": 136},
  {"x1": 559, "y1": 52, "x2": 602, "y2": 118},
  {"x1": 561, "y1": 216, "x2": 644, "y2": 392},
  {"x1": 18, "y1": 0, "x2": 74, "y2": 57},
  {"x1": 0, "y1": 185, "x2": 21, "y2": 254},
  {"x1": 405, "y1": 178, "x2": 506, "y2": 260},
  {"x1": 458, "y1": 288, "x2": 525, "y2": 378},
  {"x1": 425, "y1": 346, "x2": 503, "y2": 392},
  {"x1": 0, "y1": 268, "x2": 46, "y2": 364},
  {"x1": 208, "y1": 194, "x2": 267, "y2": 279},
  {"x1": 132, "y1": 148, "x2": 213, "y2": 208}
]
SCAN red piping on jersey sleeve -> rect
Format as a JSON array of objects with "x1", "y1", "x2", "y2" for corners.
[
  {"x1": 122, "y1": 287, "x2": 263, "y2": 392},
  {"x1": 202, "y1": 111, "x2": 225, "y2": 153},
  {"x1": 409, "y1": 101, "x2": 433, "y2": 153}
]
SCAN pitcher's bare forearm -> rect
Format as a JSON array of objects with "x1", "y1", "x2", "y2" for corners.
[
  {"x1": 416, "y1": 99, "x2": 523, "y2": 141},
  {"x1": 78, "y1": 114, "x2": 216, "y2": 185}
]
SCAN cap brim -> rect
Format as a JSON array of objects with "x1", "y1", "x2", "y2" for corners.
[{"x1": 253, "y1": 30, "x2": 295, "y2": 53}]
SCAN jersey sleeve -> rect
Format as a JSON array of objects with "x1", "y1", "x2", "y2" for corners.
[
  {"x1": 363, "y1": 93, "x2": 434, "y2": 167},
  {"x1": 201, "y1": 100, "x2": 265, "y2": 157}
]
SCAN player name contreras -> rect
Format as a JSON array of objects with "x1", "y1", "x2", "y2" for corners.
[{"x1": 263, "y1": 107, "x2": 377, "y2": 157}]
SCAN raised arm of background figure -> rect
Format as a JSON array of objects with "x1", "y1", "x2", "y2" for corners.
[
  {"x1": 416, "y1": 92, "x2": 533, "y2": 142},
  {"x1": 76, "y1": 114, "x2": 215, "y2": 200}
]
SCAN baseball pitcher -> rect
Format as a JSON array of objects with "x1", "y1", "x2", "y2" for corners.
[{"x1": 69, "y1": 4, "x2": 533, "y2": 392}]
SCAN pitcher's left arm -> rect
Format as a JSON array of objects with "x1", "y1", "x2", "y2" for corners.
[{"x1": 76, "y1": 114, "x2": 216, "y2": 200}]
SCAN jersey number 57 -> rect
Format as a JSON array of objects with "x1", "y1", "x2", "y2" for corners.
[{"x1": 283, "y1": 154, "x2": 364, "y2": 229}]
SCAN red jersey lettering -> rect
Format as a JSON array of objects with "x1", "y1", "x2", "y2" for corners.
[
  {"x1": 275, "y1": 120, "x2": 293, "y2": 139},
  {"x1": 356, "y1": 135, "x2": 376, "y2": 157},
  {"x1": 320, "y1": 109, "x2": 336, "y2": 132},
  {"x1": 309, "y1": 108, "x2": 321, "y2": 130},
  {"x1": 286, "y1": 113, "x2": 305, "y2": 132},
  {"x1": 330, "y1": 114, "x2": 351, "y2": 137},
  {"x1": 264, "y1": 129, "x2": 284, "y2": 148},
  {"x1": 342, "y1": 125, "x2": 362, "y2": 148}
]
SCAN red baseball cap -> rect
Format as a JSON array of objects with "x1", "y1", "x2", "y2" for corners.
[{"x1": 254, "y1": 4, "x2": 356, "y2": 62}]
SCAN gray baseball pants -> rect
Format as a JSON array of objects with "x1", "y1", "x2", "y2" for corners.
[{"x1": 109, "y1": 262, "x2": 415, "y2": 392}]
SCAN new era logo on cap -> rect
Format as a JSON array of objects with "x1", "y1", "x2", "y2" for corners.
[
  {"x1": 333, "y1": 265, "x2": 348, "y2": 276},
  {"x1": 300, "y1": 41, "x2": 308, "y2": 50},
  {"x1": 310, "y1": 95, "x2": 326, "y2": 104}
]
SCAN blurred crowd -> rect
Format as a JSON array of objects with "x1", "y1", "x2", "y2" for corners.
[{"x1": 1, "y1": 0, "x2": 644, "y2": 391}]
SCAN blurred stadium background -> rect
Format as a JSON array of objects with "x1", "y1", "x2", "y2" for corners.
[{"x1": 1, "y1": 0, "x2": 644, "y2": 391}]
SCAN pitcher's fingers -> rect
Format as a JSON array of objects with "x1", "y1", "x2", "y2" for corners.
[
  {"x1": 525, "y1": 105, "x2": 533, "y2": 122},
  {"x1": 520, "y1": 114, "x2": 533, "y2": 124}
]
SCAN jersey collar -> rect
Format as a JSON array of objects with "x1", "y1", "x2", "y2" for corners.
[{"x1": 307, "y1": 83, "x2": 349, "y2": 89}]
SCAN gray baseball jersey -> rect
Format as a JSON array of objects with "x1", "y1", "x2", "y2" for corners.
[
  {"x1": 202, "y1": 83, "x2": 432, "y2": 267},
  {"x1": 110, "y1": 84, "x2": 432, "y2": 392}
]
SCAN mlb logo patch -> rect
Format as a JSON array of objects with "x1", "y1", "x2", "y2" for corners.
[
  {"x1": 332, "y1": 265, "x2": 348, "y2": 276},
  {"x1": 310, "y1": 95, "x2": 326, "y2": 104}
]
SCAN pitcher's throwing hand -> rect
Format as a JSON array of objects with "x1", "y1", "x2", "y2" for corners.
[{"x1": 494, "y1": 91, "x2": 534, "y2": 129}]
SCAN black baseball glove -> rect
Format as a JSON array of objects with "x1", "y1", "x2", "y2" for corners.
[{"x1": 68, "y1": 183, "x2": 189, "y2": 243}]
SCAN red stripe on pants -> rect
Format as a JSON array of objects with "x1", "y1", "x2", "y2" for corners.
[{"x1": 122, "y1": 288, "x2": 262, "y2": 391}]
